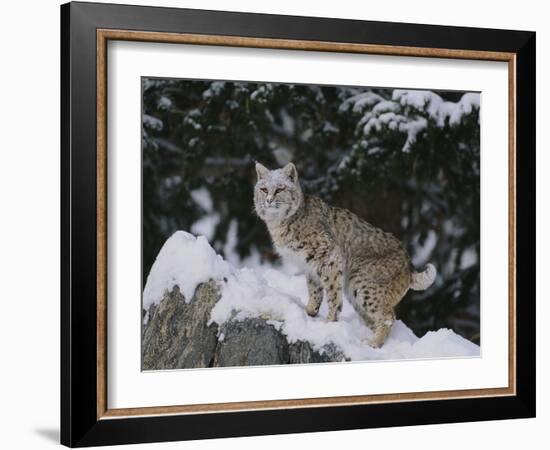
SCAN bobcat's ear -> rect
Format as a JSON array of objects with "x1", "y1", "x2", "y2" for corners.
[
  {"x1": 282, "y1": 162, "x2": 298, "y2": 183},
  {"x1": 255, "y1": 162, "x2": 269, "y2": 180}
]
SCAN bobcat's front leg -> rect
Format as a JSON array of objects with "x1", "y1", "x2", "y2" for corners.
[
  {"x1": 320, "y1": 253, "x2": 344, "y2": 322},
  {"x1": 306, "y1": 276, "x2": 323, "y2": 317}
]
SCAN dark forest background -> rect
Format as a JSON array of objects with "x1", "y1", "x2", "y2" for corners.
[{"x1": 142, "y1": 78, "x2": 480, "y2": 344}]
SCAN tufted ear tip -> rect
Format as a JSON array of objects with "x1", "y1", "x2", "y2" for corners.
[
  {"x1": 282, "y1": 162, "x2": 298, "y2": 182},
  {"x1": 255, "y1": 161, "x2": 269, "y2": 180}
]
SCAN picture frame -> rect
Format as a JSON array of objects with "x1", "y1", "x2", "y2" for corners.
[{"x1": 60, "y1": 1, "x2": 535, "y2": 447}]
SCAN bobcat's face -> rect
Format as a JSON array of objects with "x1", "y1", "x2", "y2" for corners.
[{"x1": 254, "y1": 162, "x2": 303, "y2": 224}]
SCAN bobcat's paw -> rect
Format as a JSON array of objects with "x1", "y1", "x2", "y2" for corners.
[
  {"x1": 305, "y1": 304, "x2": 319, "y2": 317},
  {"x1": 362, "y1": 337, "x2": 383, "y2": 349}
]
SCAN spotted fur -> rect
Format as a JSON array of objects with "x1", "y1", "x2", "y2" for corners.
[{"x1": 254, "y1": 162, "x2": 437, "y2": 348}]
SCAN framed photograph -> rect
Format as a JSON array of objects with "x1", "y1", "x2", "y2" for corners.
[{"x1": 61, "y1": 1, "x2": 535, "y2": 447}]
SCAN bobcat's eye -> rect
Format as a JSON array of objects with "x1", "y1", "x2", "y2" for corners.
[
  {"x1": 274, "y1": 187, "x2": 285, "y2": 195},
  {"x1": 260, "y1": 188, "x2": 268, "y2": 194}
]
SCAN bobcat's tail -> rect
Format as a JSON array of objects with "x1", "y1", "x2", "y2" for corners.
[{"x1": 410, "y1": 263, "x2": 437, "y2": 291}]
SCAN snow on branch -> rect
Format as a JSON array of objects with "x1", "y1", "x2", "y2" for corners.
[{"x1": 342, "y1": 89, "x2": 480, "y2": 153}]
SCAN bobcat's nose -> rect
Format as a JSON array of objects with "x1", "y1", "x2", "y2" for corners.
[{"x1": 266, "y1": 196, "x2": 274, "y2": 204}]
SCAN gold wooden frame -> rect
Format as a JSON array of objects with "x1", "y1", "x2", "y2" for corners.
[{"x1": 96, "y1": 29, "x2": 516, "y2": 420}]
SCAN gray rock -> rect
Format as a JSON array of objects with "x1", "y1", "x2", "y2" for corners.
[
  {"x1": 142, "y1": 280, "x2": 350, "y2": 369},
  {"x1": 142, "y1": 282, "x2": 220, "y2": 370},
  {"x1": 289, "y1": 341, "x2": 348, "y2": 364},
  {"x1": 213, "y1": 318, "x2": 289, "y2": 367}
]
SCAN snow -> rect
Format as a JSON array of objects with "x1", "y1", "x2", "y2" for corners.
[
  {"x1": 143, "y1": 232, "x2": 231, "y2": 310},
  {"x1": 400, "y1": 116, "x2": 428, "y2": 153},
  {"x1": 342, "y1": 89, "x2": 480, "y2": 153},
  {"x1": 460, "y1": 247, "x2": 478, "y2": 269},
  {"x1": 190, "y1": 215, "x2": 220, "y2": 241},
  {"x1": 280, "y1": 109, "x2": 295, "y2": 136},
  {"x1": 322, "y1": 121, "x2": 340, "y2": 133},
  {"x1": 359, "y1": 110, "x2": 427, "y2": 153},
  {"x1": 393, "y1": 90, "x2": 480, "y2": 127},
  {"x1": 411, "y1": 229, "x2": 438, "y2": 267},
  {"x1": 340, "y1": 92, "x2": 383, "y2": 113},
  {"x1": 202, "y1": 81, "x2": 226, "y2": 99},
  {"x1": 372, "y1": 100, "x2": 400, "y2": 114},
  {"x1": 300, "y1": 128, "x2": 314, "y2": 142},
  {"x1": 157, "y1": 96, "x2": 172, "y2": 110},
  {"x1": 272, "y1": 147, "x2": 293, "y2": 166},
  {"x1": 143, "y1": 114, "x2": 163, "y2": 131},
  {"x1": 163, "y1": 175, "x2": 181, "y2": 189},
  {"x1": 250, "y1": 84, "x2": 273, "y2": 103},
  {"x1": 222, "y1": 219, "x2": 240, "y2": 265},
  {"x1": 143, "y1": 231, "x2": 480, "y2": 362},
  {"x1": 190, "y1": 188, "x2": 220, "y2": 240},
  {"x1": 190, "y1": 187, "x2": 214, "y2": 212}
]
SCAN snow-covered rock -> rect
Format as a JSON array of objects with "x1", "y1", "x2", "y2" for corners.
[
  {"x1": 143, "y1": 231, "x2": 230, "y2": 310},
  {"x1": 142, "y1": 281, "x2": 346, "y2": 369},
  {"x1": 142, "y1": 231, "x2": 479, "y2": 369}
]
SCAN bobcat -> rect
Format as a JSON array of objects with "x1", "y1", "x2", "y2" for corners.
[{"x1": 253, "y1": 162, "x2": 436, "y2": 348}]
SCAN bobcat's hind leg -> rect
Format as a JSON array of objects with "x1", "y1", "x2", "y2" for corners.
[
  {"x1": 305, "y1": 276, "x2": 323, "y2": 317},
  {"x1": 350, "y1": 281, "x2": 396, "y2": 348},
  {"x1": 366, "y1": 309, "x2": 395, "y2": 348}
]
